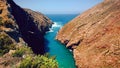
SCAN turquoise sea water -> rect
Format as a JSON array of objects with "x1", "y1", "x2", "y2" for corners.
[{"x1": 45, "y1": 14, "x2": 78, "y2": 68}]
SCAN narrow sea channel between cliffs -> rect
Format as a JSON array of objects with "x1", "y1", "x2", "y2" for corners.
[{"x1": 44, "y1": 14, "x2": 78, "y2": 68}]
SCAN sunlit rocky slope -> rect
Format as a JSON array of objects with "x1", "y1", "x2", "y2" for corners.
[{"x1": 56, "y1": 0, "x2": 120, "y2": 68}]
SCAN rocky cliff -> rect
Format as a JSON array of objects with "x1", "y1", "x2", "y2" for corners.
[
  {"x1": 0, "y1": 0, "x2": 52, "y2": 54},
  {"x1": 56, "y1": 0, "x2": 120, "y2": 68},
  {"x1": 0, "y1": 0, "x2": 54, "y2": 67}
]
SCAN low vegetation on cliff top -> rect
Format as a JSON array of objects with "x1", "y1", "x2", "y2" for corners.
[
  {"x1": 0, "y1": 19, "x2": 58, "y2": 68},
  {"x1": 0, "y1": 33, "x2": 58, "y2": 68},
  {"x1": 0, "y1": 33, "x2": 16, "y2": 56},
  {"x1": 0, "y1": 34, "x2": 58, "y2": 68}
]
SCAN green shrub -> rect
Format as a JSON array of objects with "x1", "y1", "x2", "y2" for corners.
[
  {"x1": 0, "y1": 33, "x2": 15, "y2": 56},
  {"x1": 4, "y1": 20, "x2": 13, "y2": 28},
  {"x1": 18, "y1": 56, "x2": 32, "y2": 68},
  {"x1": 12, "y1": 48, "x2": 25, "y2": 57},
  {"x1": 0, "y1": 17, "x2": 13, "y2": 28},
  {"x1": 0, "y1": 17, "x2": 3, "y2": 26},
  {"x1": 12, "y1": 45, "x2": 33, "y2": 57},
  {"x1": 18, "y1": 55, "x2": 58, "y2": 68}
]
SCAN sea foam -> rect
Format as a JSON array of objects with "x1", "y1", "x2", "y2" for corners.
[
  {"x1": 47, "y1": 22, "x2": 62, "y2": 33},
  {"x1": 52, "y1": 22, "x2": 62, "y2": 28}
]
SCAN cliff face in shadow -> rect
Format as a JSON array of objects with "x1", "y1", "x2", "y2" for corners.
[
  {"x1": 56, "y1": 0, "x2": 120, "y2": 68},
  {"x1": 0, "y1": 0, "x2": 52, "y2": 54}
]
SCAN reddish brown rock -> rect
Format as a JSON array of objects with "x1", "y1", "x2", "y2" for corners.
[{"x1": 56, "y1": 0, "x2": 120, "y2": 68}]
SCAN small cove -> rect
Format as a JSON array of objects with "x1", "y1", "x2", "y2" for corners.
[{"x1": 45, "y1": 14, "x2": 78, "y2": 68}]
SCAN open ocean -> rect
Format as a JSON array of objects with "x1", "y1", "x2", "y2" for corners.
[{"x1": 45, "y1": 14, "x2": 78, "y2": 68}]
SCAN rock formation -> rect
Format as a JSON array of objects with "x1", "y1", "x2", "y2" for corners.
[
  {"x1": 0, "y1": 0, "x2": 52, "y2": 54},
  {"x1": 56, "y1": 0, "x2": 120, "y2": 68}
]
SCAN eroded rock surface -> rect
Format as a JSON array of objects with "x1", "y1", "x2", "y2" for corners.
[
  {"x1": 0, "y1": 0, "x2": 52, "y2": 54},
  {"x1": 56, "y1": 0, "x2": 120, "y2": 68}
]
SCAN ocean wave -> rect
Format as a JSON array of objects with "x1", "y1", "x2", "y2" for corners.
[
  {"x1": 47, "y1": 22, "x2": 62, "y2": 33},
  {"x1": 48, "y1": 28, "x2": 54, "y2": 32},
  {"x1": 52, "y1": 22, "x2": 62, "y2": 28}
]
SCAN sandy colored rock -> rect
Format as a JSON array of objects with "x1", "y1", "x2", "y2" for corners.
[{"x1": 56, "y1": 0, "x2": 120, "y2": 68}]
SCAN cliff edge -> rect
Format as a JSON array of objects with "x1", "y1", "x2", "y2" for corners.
[
  {"x1": 0, "y1": 0, "x2": 56, "y2": 67},
  {"x1": 0, "y1": 0, "x2": 52, "y2": 54},
  {"x1": 56, "y1": 0, "x2": 120, "y2": 68}
]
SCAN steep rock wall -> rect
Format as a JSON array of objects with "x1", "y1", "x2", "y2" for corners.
[
  {"x1": 0, "y1": 0, "x2": 52, "y2": 54},
  {"x1": 56, "y1": 0, "x2": 120, "y2": 68}
]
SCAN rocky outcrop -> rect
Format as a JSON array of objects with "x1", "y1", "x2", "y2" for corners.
[
  {"x1": 56, "y1": 0, "x2": 120, "y2": 68},
  {"x1": 0, "y1": 0, "x2": 52, "y2": 54},
  {"x1": 24, "y1": 9, "x2": 52, "y2": 33},
  {"x1": 0, "y1": 0, "x2": 56, "y2": 68}
]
